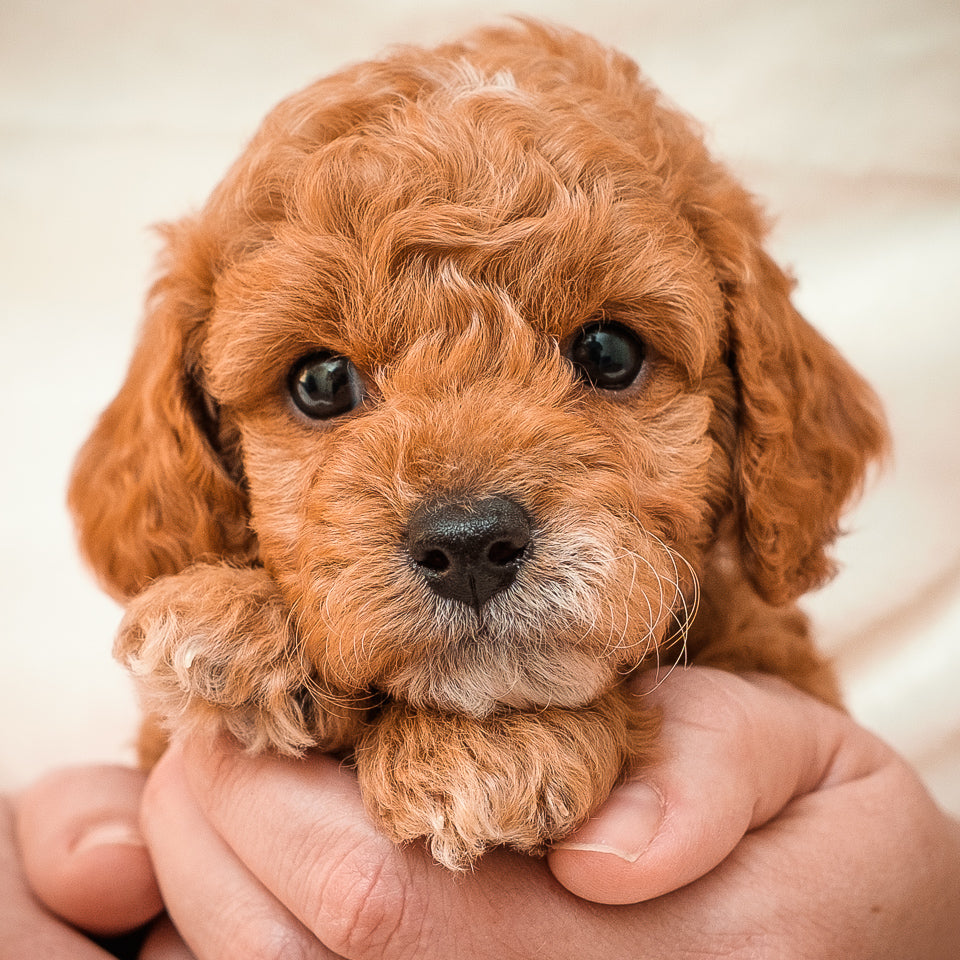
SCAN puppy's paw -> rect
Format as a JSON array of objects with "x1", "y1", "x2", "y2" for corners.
[
  {"x1": 116, "y1": 564, "x2": 362, "y2": 757},
  {"x1": 356, "y1": 690, "x2": 657, "y2": 869}
]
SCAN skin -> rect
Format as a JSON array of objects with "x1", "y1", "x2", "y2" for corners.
[
  {"x1": 7, "y1": 767, "x2": 185, "y2": 960},
  {"x1": 10, "y1": 667, "x2": 960, "y2": 959}
]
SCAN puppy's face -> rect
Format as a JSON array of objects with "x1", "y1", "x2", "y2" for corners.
[
  {"x1": 70, "y1": 24, "x2": 884, "y2": 719},
  {"x1": 200, "y1": 78, "x2": 735, "y2": 716}
]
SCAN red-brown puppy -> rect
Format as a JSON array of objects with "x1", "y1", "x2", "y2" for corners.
[{"x1": 70, "y1": 21, "x2": 886, "y2": 869}]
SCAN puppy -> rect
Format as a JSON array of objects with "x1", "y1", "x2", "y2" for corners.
[{"x1": 69, "y1": 21, "x2": 886, "y2": 869}]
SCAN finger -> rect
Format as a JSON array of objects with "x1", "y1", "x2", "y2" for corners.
[
  {"x1": 141, "y1": 744, "x2": 342, "y2": 960},
  {"x1": 548, "y1": 667, "x2": 890, "y2": 904},
  {"x1": 181, "y1": 739, "x2": 637, "y2": 960},
  {"x1": 0, "y1": 795, "x2": 120, "y2": 959},
  {"x1": 177, "y1": 740, "x2": 410, "y2": 959},
  {"x1": 15, "y1": 765, "x2": 164, "y2": 936},
  {"x1": 140, "y1": 916, "x2": 197, "y2": 960}
]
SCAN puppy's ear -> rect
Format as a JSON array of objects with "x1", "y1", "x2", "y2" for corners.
[
  {"x1": 670, "y1": 136, "x2": 887, "y2": 603},
  {"x1": 721, "y1": 234, "x2": 887, "y2": 604},
  {"x1": 69, "y1": 220, "x2": 255, "y2": 601},
  {"x1": 646, "y1": 98, "x2": 887, "y2": 601}
]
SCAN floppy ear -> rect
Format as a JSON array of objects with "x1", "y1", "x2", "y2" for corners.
[
  {"x1": 69, "y1": 220, "x2": 255, "y2": 601},
  {"x1": 664, "y1": 125, "x2": 887, "y2": 604},
  {"x1": 722, "y1": 237, "x2": 888, "y2": 604}
]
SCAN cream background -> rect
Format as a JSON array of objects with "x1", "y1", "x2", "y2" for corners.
[{"x1": 2, "y1": 0, "x2": 958, "y2": 815}]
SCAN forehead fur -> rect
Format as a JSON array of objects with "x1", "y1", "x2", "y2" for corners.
[{"x1": 200, "y1": 22, "x2": 727, "y2": 404}]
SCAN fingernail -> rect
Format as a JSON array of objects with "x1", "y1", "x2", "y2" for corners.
[
  {"x1": 72, "y1": 820, "x2": 147, "y2": 856},
  {"x1": 555, "y1": 781, "x2": 663, "y2": 863}
]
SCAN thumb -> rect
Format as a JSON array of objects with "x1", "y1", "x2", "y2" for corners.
[
  {"x1": 15, "y1": 765, "x2": 164, "y2": 936},
  {"x1": 547, "y1": 666, "x2": 888, "y2": 904}
]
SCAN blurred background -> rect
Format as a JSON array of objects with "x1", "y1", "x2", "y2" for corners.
[{"x1": 2, "y1": 0, "x2": 958, "y2": 814}]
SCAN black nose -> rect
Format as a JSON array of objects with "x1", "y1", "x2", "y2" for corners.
[{"x1": 406, "y1": 496, "x2": 532, "y2": 608}]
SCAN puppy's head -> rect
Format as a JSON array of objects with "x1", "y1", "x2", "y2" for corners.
[{"x1": 70, "y1": 22, "x2": 885, "y2": 716}]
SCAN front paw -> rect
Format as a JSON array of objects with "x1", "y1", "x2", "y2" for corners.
[
  {"x1": 355, "y1": 690, "x2": 656, "y2": 869},
  {"x1": 116, "y1": 564, "x2": 362, "y2": 756}
]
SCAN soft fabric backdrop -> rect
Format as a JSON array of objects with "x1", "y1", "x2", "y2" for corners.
[{"x1": 2, "y1": 0, "x2": 958, "y2": 813}]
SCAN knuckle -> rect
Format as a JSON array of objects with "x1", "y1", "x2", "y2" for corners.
[{"x1": 308, "y1": 848, "x2": 426, "y2": 959}]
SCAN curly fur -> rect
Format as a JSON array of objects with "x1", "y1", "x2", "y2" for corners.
[{"x1": 69, "y1": 20, "x2": 886, "y2": 869}]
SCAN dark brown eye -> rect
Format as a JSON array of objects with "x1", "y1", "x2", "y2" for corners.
[
  {"x1": 288, "y1": 352, "x2": 364, "y2": 420},
  {"x1": 567, "y1": 321, "x2": 645, "y2": 390}
]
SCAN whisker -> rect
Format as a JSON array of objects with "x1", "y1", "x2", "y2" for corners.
[{"x1": 612, "y1": 519, "x2": 699, "y2": 691}]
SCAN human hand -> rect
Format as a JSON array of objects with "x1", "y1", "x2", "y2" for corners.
[
  {"x1": 141, "y1": 666, "x2": 960, "y2": 959},
  {"x1": 10, "y1": 765, "x2": 191, "y2": 958}
]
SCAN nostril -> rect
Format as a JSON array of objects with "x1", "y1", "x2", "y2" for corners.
[
  {"x1": 418, "y1": 548, "x2": 451, "y2": 572},
  {"x1": 486, "y1": 539, "x2": 526, "y2": 567}
]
